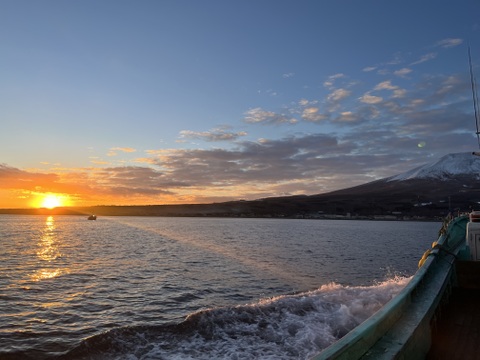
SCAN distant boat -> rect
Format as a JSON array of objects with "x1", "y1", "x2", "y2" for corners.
[{"x1": 87, "y1": 215, "x2": 97, "y2": 220}]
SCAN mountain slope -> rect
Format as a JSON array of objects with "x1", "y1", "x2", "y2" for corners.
[
  {"x1": 388, "y1": 153, "x2": 480, "y2": 181},
  {"x1": 308, "y1": 152, "x2": 480, "y2": 216}
]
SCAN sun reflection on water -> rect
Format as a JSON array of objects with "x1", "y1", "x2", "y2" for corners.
[
  {"x1": 31, "y1": 216, "x2": 68, "y2": 281},
  {"x1": 37, "y1": 216, "x2": 60, "y2": 261}
]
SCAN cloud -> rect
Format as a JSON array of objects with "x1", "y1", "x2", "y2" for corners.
[
  {"x1": 107, "y1": 147, "x2": 137, "y2": 156},
  {"x1": 323, "y1": 88, "x2": 353, "y2": 113},
  {"x1": 112, "y1": 147, "x2": 136, "y2": 153},
  {"x1": 335, "y1": 111, "x2": 358, "y2": 122},
  {"x1": 374, "y1": 81, "x2": 398, "y2": 91},
  {"x1": 257, "y1": 89, "x2": 278, "y2": 96},
  {"x1": 389, "y1": 88, "x2": 404, "y2": 98},
  {"x1": 0, "y1": 164, "x2": 95, "y2": 203},
  {"x1": 410, "y1": 52, "x2": 437, "y2": 65},
  {"x1": 436, "y1": 38, "x2": 463, "y2": 48},
  {"x1": 359, "y1": 94, "x2": 383, "y2": 104},
  {"x1": 93, "y1": 166, "x2": 180, "y2": 195},
  {"x1": 282, "y1": 72, "x2": 295, "y2": 78},
  {"x1": 327, "y1": 88, "x2": 351, "y2": 102},
  {"x1": 362, "y1": 66, "x2": 376, "y2": 72},
  {"x1": 145, "y1": 134, "x2": 352, "y2": 189},
  {"x1": 323, "y1": 73, "x2": 345, "y2": 88},
  {"x1": 394, "y1": 68, "x2": 412, "y2": 77},
  {"x1": 0, "y1": 164, "x2": 57, "y2": 190},
  {"x1": 301, "y1": 107, "x2": 328, "y2": 122},
  {"x1": 179, "y1": 128, "x2": 248, "y2": 142},
  {"x1": 244, "y1": 108, "x2": 297, "y2": 125},
  {"x1": 91, "y1": 160, "x2": 110, "y2": 165}
]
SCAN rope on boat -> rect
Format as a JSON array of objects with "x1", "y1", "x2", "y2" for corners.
[
  {"x1": 418, "y1": 243, "x2": 457, "y2": 268},
  {"x1": 419, "y1": 215, "x2": 459, "y2": 268},
  {"x1": 418, "y1": 249, "x2": 433, "y2": 268}
]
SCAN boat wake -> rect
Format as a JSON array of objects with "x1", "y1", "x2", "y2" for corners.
[{"x1": 58, "y1": 276, "x2": 410, "y2": 360}]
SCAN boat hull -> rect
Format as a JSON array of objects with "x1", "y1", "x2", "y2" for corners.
[{"x1": 312, "y1": 216, "x2": 469, "y2": 360}]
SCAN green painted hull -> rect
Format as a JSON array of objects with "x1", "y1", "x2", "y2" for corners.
[{"x1": 311, "y1": 216, "x2": 469, "y2": 360}]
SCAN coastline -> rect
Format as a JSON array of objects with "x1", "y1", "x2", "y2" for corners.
[{"x1": 0, "y1": 205, "x2": 443, "y2": 221}]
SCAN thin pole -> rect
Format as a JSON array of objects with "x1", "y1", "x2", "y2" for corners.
[{"x1": 468, "y1": 46, "x2": 480, "y2": 149}]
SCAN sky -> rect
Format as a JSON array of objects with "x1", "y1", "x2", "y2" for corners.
[{"x1": 1, "y1": 0, "x2": 480, "y2": 208}]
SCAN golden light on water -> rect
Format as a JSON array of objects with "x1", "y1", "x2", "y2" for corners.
[
  {"x1": 36, "y1": 216, "x2": 60, "y2": 261},
  {"x1": 32, "y1": 269, "x2": 63, "y2": 281},
  {"x1": 31, "y1": 216, "x2": 68, "y2": 281}
]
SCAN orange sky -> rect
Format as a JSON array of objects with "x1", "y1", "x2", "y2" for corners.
[
  {"x1": 0, "y1": 164, "x2": 251, "y2": 208},
  {"x1": 0, "y1": 159, "x2": 320, "y2": 209}
]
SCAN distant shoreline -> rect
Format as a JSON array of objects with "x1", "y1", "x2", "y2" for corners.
[{"x1": 0, "y1": 205, "x2": 442, "y2": 221}]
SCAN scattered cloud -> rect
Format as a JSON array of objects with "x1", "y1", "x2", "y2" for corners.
[
  {"x1": 393, "y1": 88, "x2": 407, "y2": 98},
  {"x1": 323, "y1": 73, "x2": 345, "y2": 88},
  {"x1": 282, "y1": 72, "x2": 295, "y2": 78},
  {"x1": 107, "y1": 147, "x2": 137, "y2": 156},
  {"x1": 327, "y1": 88, "x2": 351, "y2": 102},
  {"x1": 114, "y1": 147, "x2": 136, "y2": 153},
  {"x1": 394, "y1": 67, "x2": 412, "y2": 77},
  {"x1": 301, "y1": 107, "x2": 328, "y2": 122},
  {"x1": 257, "y1": 89, "x2": 278, "y2": 96},
  {"x1": 436, "y1": 38, "x2": 463, "y2": 48},
  {"x1": 91, "y1": 160, "x2": 110, "y2": 165},
  {"x1": 410, "y1": 52, "x2": 437, "y2": 65},
  {"x1": 0, "y1": 164, "x2": 56, "y2": 190},
  {"x1": 359, "y1": 94, "x2": 383, "y2": 104},
  {"x1": 244, "y1": 108, "x2": 297, "y2": 125},
  {"x1": 335, "y1": 111, "x2": 358, "y2": 122},
  {"x1": 179, "y1": 128, "x2": 248, "y2": 142},
  {"x1": 374, "y1": 80, "x2": 398, "y2": 91}
]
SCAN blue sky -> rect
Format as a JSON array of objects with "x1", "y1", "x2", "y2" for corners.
[{"x1": 1, "y1": 0, "x2": 480, "y2": 207}]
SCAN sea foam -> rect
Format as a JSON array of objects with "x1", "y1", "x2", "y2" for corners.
[{"x1": 61, "y1": 276, "x2": 410, "y2": 360}]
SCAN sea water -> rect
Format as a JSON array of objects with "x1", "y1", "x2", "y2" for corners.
[{"x1": 0, "y1": 215, "x2": 440, "y2": 359}]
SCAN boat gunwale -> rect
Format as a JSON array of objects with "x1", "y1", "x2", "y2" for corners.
[{"x1": 311, "y1": 215, "x2": 469, "y2": 360}]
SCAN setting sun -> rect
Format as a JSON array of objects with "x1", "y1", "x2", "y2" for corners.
[{"x1": 38, "y1": 194, "x2": 67, "y2": 209}]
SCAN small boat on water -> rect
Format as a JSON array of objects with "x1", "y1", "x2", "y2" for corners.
[
  {"x1": 87, "y1": 215, "x2": 97, "y2": 220},
  {"x1": 312, "y1": 212, "x2": 480, "y2": 359}
]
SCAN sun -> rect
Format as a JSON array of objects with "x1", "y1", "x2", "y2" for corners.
[
  {"x1": 40, "y1": 194, "x2": 64, "y2": 209},
  {"x1": 31, "y1": 192, "x2": 71, "y2": 209}
]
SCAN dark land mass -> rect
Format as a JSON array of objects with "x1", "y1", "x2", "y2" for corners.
[{"x1": 2, "y1": 175, "x2": 479, "y2": 220}]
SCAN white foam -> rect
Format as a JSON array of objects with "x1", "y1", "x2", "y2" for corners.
[{"x1": 118, "y1": 276, "x2": 411, "y2": 360}]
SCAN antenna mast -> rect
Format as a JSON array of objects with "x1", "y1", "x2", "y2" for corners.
[{"x1": 468, "y1": 46, "x2": 480, "y2": 150}]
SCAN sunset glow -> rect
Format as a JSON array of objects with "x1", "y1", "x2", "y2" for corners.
[
  {"x1": 0, "y1": 2, "x2": 479, "y2": 209},
  {"x1": 37, "y1": 194, "x2": 68, "y2": 209}
]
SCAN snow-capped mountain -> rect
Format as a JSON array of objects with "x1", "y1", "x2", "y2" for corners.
[
  {"x1": 388, "y1": 153, "x2": 480, "y2": 181},
  {"x1": 311, "y1": 152, "x2": 480, "y2": 217}
]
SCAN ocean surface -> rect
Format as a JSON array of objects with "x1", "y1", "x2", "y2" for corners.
[{"x1": 0, "y1": 215, "x2": 440, "y2": 360}]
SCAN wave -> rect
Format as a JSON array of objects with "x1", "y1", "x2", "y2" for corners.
[{"x1": 55, "y1": 276, "x2": 410, "y2": 360}]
